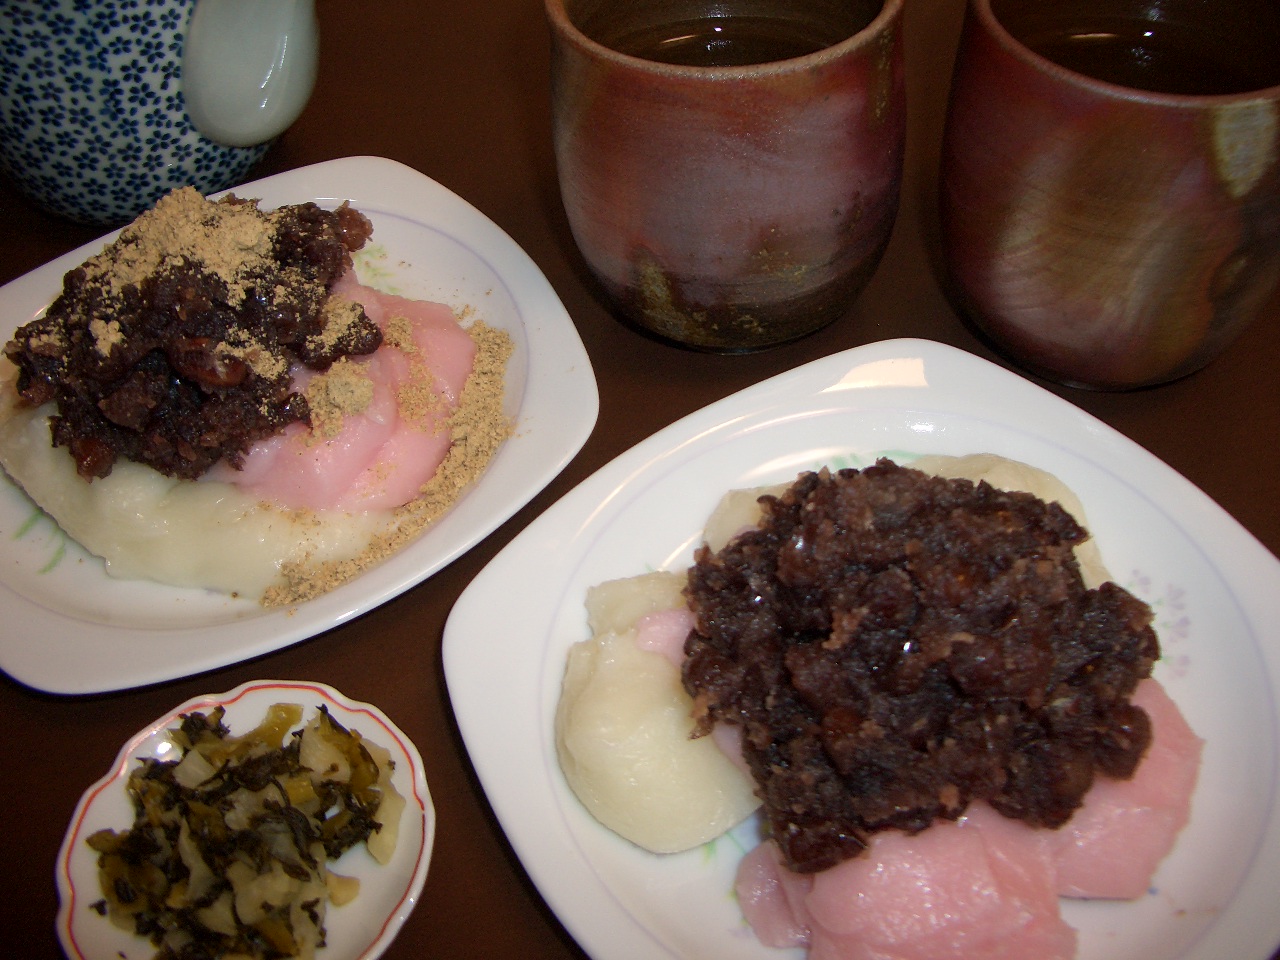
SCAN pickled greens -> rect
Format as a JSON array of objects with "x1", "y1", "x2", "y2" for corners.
[{"x1": 87, "y1": 703, "x2": 403, "y2": 960}]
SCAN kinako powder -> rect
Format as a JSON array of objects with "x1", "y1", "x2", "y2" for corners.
[{"x1": 262, "y1": 317, "x2": 513, "y2": 607}]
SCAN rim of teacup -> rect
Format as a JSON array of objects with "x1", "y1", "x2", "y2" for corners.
[
  {"x1": 544, "y1": 0, "x2": 905, "y2": 78},
  {"x1": 971, "y1": 0, "x2": 1280, "y2": 105}
]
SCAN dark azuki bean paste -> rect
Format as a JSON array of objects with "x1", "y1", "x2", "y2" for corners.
[
  {"x1": 3, "y1": 187, "x2": 382, "y2": 481},
  {"x1": 682, "y1": 460, "x2": 1159, "y2": 874}
]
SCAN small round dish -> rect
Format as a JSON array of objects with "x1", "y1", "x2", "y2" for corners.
[{"x1": 55, "y1": 679, "x2": 435, "y2": 960}]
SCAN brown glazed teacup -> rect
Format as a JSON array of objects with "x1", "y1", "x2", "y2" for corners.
[
  {"x1": 939, "y1": 0, "x2": 1280, "y2": 389},
  {"x1": 546, "y1": 0, "x2": 906, "y2": 351}
]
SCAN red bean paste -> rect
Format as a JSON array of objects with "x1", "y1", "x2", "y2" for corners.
[
  {"x1": 682, "y1": 460, "x2": 1159, "y2": 874},
  {"x1": 3, "y1": 187, "x2": 381, "y2": 481}
]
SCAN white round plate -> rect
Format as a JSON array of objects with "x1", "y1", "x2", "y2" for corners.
[
  {"x1": 56, "y1": 679, "x2": 434, "y2": 960},
  {"x1": 443, "y1": 338, "x2": 1280, "y2": 960},
  {"x1": 0, "y1": 156, "x2": 598, "y2": 694}
]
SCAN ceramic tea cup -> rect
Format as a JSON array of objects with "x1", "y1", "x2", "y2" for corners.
[
  {"x1": 939, "y1": 0, "x2": 1280, "y2": 389},
  {"x1": 0, "y1": 0, "x2": 317, "y2": 225},
  {"x1": 547, "y1": 0, "x2": 906, "y2": 351}
]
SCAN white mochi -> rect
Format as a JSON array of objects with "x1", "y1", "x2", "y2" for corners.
[
  {"x1": 555, "y1": 571, "x2": 760, "y2": 854},
  {"x1": 0, "y1": 391, "x2": 392, "y2": 600}
]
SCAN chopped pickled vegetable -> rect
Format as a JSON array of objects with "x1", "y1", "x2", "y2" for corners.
[{"x1": 88, "y1": 703, "x2": 403, "y2": 960}]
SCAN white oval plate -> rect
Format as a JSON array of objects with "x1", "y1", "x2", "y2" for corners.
[
  {"x1": 56, "y1": 679, "x2": 434, "y2": 960},
  {"x1": 0, "y1": 156, "x2": 598, "y2": 694},
  {"x1": 443, "y1": 339, "x2": 1280, "y2": 960}
]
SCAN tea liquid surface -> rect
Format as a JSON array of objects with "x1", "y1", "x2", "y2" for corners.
[
  {"x1": 606, "y1": 15, "x2": 841, "y2": 67},
  {"x1": 1025, "y1": 23, "x2": 1276, "y2": 95}
]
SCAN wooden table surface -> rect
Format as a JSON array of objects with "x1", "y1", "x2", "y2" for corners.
[{"x1": 2, "y1": 1, "x2": 1277, "y2": 959}]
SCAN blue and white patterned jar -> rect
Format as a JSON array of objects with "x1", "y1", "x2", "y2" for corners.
[{"x1": 0, "y1": 0, "x2": 316, "y2": 225}]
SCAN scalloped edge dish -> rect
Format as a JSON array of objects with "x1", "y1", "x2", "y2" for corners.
[
  {"x1": 443, "y1": 338, "x2": 1280, "y2": 960},
  {"x1": 56, "y1": 679, "x2": 434, "y2": 960},
  {"x1": 0, "y1": 156, "x2": 597, "y2": 695}
]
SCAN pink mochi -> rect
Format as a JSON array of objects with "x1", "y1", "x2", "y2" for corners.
[
  {"x1": 211, "y1": 273, "x2": 476, "y2": 512},
  {"x1": 1049, "y1": 678, "x2": 1203, "y2": 899},
  {"x1": 633, "y1": 606, "x2": 696, "y2": 668},
  {"x1": 734, "y1": 678, "x2": 1201, "y2": 959},
  {"x1": 737, "y1": 804, "x2": 1075, "y2": 960},
  {"x1": 736, "y1": 840, "x2": 813, "y2": 950}
]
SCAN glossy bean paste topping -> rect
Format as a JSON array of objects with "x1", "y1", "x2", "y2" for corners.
[
  {"x1": 4, "y1": 187, "x2": 381, "y2": 481},
  {"x1": 682, "y1": 460, "x2": 1159, "y2": 874}
]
